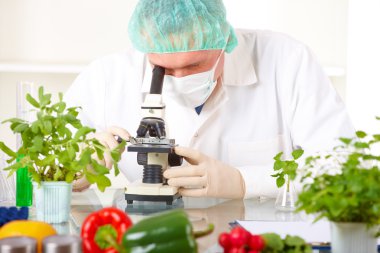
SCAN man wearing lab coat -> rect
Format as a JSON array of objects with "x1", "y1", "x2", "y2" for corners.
[{"x1": 66, "y1": 0, "x2": 354, "y2": 199}]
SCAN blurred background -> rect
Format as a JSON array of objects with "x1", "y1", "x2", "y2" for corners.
[{"x1": 0, "y1": 0, "x2": 379, "y2": 149}]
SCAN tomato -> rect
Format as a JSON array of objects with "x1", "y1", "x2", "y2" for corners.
[
  {"x1": 249, "y1": 235, "x2": 265, "y2": 251},
  {"x1": 229, "y1": 227, "x2": 251, "y2": 248}
]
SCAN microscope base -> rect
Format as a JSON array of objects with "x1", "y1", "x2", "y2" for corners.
[
  {"x1": 125, "y1": 182, "x2": 181, "y2": 205},
  {"x1": 125, "y1": 193, "x2": 182, "y2": 205}
]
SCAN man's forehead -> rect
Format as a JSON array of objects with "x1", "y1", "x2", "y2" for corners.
[{"x1": 147, "y1": 50, "x2": 221, "y2": 69}]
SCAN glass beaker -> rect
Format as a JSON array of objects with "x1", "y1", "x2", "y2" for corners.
[{"x1": 275, "y1": 175, "x2": 297, "y2": 212}]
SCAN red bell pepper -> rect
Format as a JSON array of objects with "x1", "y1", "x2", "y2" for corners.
[{"x1": 81, "y1": 207, "x2": 132, "y2": 253}]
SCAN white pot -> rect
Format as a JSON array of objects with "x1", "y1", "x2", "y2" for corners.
[
  {"x1": 33, "y1": 182, "x2": 72, "y2": 224},
  {"x1": 331, "y1": 222, "x2": 377, "y2": 253}
]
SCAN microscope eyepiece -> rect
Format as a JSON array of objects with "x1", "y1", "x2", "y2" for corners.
[{"x1": 150, "y1": 66, "x2": 165, "y2": 95}]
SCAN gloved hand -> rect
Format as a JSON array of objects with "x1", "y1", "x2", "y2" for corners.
[
  {"x1": 163, "y1": 146, "x2": 245, "y2": 199},
  {"x1": 91, "y1": 126, "x2": 131, "y2": 169},
  {"x1": 72, "y1": 126, "x2": 130, "y2": 192}
]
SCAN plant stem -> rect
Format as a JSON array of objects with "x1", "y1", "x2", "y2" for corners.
[
  {"x1": 286, "y1": 177, "x2": 290, "y2": 192},
  {"x1": 193, "y1": 224, "x2": 214, "y2": 238}
]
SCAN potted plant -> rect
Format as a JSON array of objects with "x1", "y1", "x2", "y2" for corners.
[
  {"x1": 0, "y1": 86, "x2": 125, "y2": 223},
  {"x1": 272, "y1": 149, "x2": 304, "y2": 211},
  {"x1": 297, "y1": 127, "x2": 380, "y2": 253}
]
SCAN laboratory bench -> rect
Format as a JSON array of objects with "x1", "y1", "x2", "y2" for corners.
[{"x1": 2, "y1": 189, "x2": 326, "y2": 253}]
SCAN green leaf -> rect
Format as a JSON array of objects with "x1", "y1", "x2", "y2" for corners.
[
  {"x1": 356, "y1": 131, "x2": 367, "y2": 138},
  {"x1": 74, "y1": 127, "x2": 95, "y2": 141},
  {"x1": 29, "y1": 170, "x2": 41, "y2": 185},
  {"x1": 94, "y1": 145, "x2": 105, "y2": 161},
  {"x1": 43, "y1": 120, "x2": 53, "y2": 134},
  {"x1": 276, "y1": 176, "x2": 286, "y2": 188},
  {"x1": 86, "y1": 173, "x2": 111, "y2": 192},
  {"x1": 271, "y1": 173, "x2": 281, "y2": 178},
  {"x1": 113, "y1": 162, "x2": 120, "y2": 177},
  {"x1": 78, "y1": 149, "x2": 92, "y2": 167},
  {"x1": 2, "y1": 118, "x2": 27, "y2": 124},
  {"x1": 96, "y1": 175, "x2": 111, "y2": 192},
  {"x1": 26, "y1": 93, "x2": 40, "y2": 108},
  {"x1": 31, "y1": 121, "x2": 41, "y2": 134},
  {"x1": 65, "y1": 171, "x2": 76, "y2": 183},
  {"x1": 339, "y1": 137, "x2": 352, "y2": 145},
  {"x1": 285, "y1": 235, "x2": 305, "y2": 246},
  {"x1": 67, "y1": 145, "x2": 76, "y2": 161},
  {"x1": 274, "y1": 160, "x2": 284, "y2": 171},
  {"x1": 0, "y1": 141, "x2": 17, "y2": 158},
  {"x1": 261, "y1": 233, "x2": 284, "y2": 251},
  {"x1": 30, "y1": 136, "x2": 44, "y2": 152},
  {"x1": 86, "y1": 173, "x2": 97, "y2": 184},
  {"x1": 58, "y1": 150, "x2": 70, "y2": 165},
  {"x1": 283, "y1": 162, "x2": 298, "y2": 175},
  {"x1": 38, "y1": 86, "x2": 44, "y2": 102},
  {"x1": 92, "y1": 160, "x2": 109, "y2": 175},
  {"x1": 53, "y1": 168, "x2": 63, "y2": 181},
  {"x1": 354, "y1": 142, "x2": 370, "y2": 149},
  {"x1": 274, "y1": 152, "x2": 283, "y2": 161},
  {"x1": 292, "y1": 149, "x2": 304, "y2": 160},
  {"x1": 52, "y1": 101, "x2": 66, "y2": 113},
  {"x1": 40, "y1": 155, "x2": 56, "y2": 166},
  {"x1": 110, "y1": 150, "x2": 121, "y2": 162},
  {"x1": 13, "y1": 123, "x2": 28, "y2": 133},
  {"x1": 72, "y1": 143, "x2": 79, "y2": 152},
  {"x1": 67, "y1": 107, "x2": 81, "y2": 118}
]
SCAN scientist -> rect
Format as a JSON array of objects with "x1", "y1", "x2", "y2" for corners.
[{"x1": 66, "y1": 0, "x2": 354, "y2": 199}]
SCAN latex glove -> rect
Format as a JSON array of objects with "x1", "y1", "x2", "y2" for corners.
[
  {"x1": 92, "y1": 126, "x2": 131, "y2": 169},
  {"x1": 72, "y1": 126, "x2": 130, "y2": 192},
  {"x1": 163, "y1": 146, "x2": 245, "y2": 199}
]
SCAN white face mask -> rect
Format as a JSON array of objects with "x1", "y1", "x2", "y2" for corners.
[{"x1": 163, "y1": 53, "x2": 222, "y2": 108}]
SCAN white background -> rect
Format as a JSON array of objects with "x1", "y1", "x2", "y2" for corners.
[{"x1": 0, "y1": 0, "x2": 379, "y2": 147}]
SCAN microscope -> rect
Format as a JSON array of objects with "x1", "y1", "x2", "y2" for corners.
[{"x1": 125, "y1": 66, "x2": 183, "y2": 205}]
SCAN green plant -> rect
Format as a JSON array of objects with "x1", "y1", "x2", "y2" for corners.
[
  {"x1": 0, "y1": 86, "x2": 126, "y2": 191},
  {"x1": 297, "y1": 126, "x2": 380, "y2": 232},
  {"x1": 272, "y1": 149, "x2": 304, "y2": 189}
]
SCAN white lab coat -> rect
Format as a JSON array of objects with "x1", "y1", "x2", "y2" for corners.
[{"x1": 65, "y1": 29, "x2": 355, "y2": 199}]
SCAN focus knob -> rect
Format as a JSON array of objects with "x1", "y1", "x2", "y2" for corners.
[{"x1": 168, "y1": 153, "x2": 183, "y2": 167}]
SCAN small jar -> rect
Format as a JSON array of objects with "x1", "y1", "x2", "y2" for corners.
[
  {"x1": 0, "y1": 236, "x2": 37, "y2": 253},
  {"x1": 42, "y1": 235, "x2": 82, "y2": 253}
]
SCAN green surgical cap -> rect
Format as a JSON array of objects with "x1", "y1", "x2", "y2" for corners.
[{"x1": 128, "y1": 0, "x2": 238, "y2": 54}]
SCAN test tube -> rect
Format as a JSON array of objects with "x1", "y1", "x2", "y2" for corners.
[{"x1": 15, "y1": 82, "x2": 35, "y2": 207}]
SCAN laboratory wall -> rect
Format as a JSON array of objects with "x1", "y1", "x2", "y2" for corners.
[
  {"x1": 346, "y1": 0, "x2": 380, "y2": 133},
  {"x1": 0, "y1": 0, "x2": 350, "y2": 149}
]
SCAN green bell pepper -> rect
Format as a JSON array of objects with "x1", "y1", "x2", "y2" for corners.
[{"x1": 121, "y1": 209, "x2": 213, "y2": 253}]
